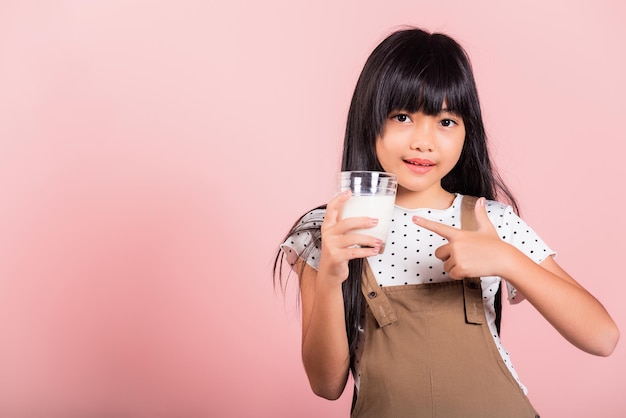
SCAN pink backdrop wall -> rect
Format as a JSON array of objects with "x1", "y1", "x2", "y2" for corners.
[{"x1": 0, "y1": 1, "x2": 624, "y2": 416}]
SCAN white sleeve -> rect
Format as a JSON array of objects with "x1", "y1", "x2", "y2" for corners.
[
  {"x1": 279, "y1": 208, "x2": 325, "y2": 271},
  {"x1": 485, "y1": 200, "x2": 555, "y2": 304}
]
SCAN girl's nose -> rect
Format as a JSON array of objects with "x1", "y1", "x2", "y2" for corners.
[{"x1": 410, "y1": 132, "x2": 434, "y2": 152}]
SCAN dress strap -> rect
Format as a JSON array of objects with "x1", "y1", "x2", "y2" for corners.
[
  {"x1": 460, "y1": 195, "x2": 483, "y2": 325},
  {"x1": 361, "y1": 261, "x2": 397, "y2": 327},
  {"x1": 460, "y1": 195, "x2": 479, "y2": 231}
]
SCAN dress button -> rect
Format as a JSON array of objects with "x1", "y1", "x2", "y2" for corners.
[
  {"x1": 368, "y1": 291, "x2": 377, "y2": 298},
  {"x1": 466, "y1": 281, "x2": 480, "y2": 289}
]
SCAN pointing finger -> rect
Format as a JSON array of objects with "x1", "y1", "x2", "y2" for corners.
[{"x1": 412, "y1": 215, "x2": 459, "y2": 240}]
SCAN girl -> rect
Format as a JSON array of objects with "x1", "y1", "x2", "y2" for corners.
[{"x1": 274, "y1": 27, "x2": 618, "y2": 417}]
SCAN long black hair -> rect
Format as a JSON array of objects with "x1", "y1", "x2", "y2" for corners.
[{"x1": 274, "y1": 27, "x2": 517, "y2": 365}]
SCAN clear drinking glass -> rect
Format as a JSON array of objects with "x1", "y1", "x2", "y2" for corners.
[{"x1": 338, "y1": 171, "x2": 398, "y2": 253}]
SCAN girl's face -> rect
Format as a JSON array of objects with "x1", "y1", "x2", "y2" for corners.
[{"x1": 375, "y1": 107, "x2": 465, "y2": 209}]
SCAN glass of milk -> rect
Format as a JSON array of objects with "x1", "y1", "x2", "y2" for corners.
[{"x1": 338, "y1": 171, "x2": 398, "y2": 253}]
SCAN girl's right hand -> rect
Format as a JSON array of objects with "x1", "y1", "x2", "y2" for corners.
[{"x1": 318, "y1": 190, "x2": 383, "y2": 284}]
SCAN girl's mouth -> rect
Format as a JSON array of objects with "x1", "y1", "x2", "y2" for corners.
[
  {"x1": 405, "y1": 159, "x2": 434, "y2": 167},
  {"x1": 404, "y1": 159, "x2": 435, "y2": 173}
]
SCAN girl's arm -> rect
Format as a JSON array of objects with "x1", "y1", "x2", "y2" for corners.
[
  {"x1": 413, "y1": 197, "x2": 619, "y2": 356},
  {"x1": 298, "y1": 260, "x2": 350, "y2": 400},
  {"x1": 298, "y1": 191, "x2": 383, "y2": 400},
  {"x1": 498, "y1": 246, "x2": 618, "y2": 356}
]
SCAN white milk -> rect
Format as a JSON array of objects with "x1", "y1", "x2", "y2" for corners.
[{"x1": 341, "y1": 194, "x2": 396, "y2": 242}]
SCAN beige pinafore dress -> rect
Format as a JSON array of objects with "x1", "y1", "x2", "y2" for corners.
[{"x1": 351, "y1": 196, "x2": 540, "y2": 418}]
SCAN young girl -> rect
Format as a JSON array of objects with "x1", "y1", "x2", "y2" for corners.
[{"x1": 274, "y1": 27, "x2": 619, "y2": 417}]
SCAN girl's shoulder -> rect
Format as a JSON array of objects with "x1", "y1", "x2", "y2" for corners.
[
  {"x1": 482, "y1": 197, "x2": 515, "y2": 219},
  {"x1": 297, "y1": 207, "x2": 326, "y2": 228},
  {"x1": 458, "y1": 194, "x2": 525, "y2": 232},
  {"x1": 461, "y1": 194, "x2": 512, "y2": 215},
  {"x1": 480, "y1": 196, "x2": 554, "y2": 261},
  {"x1": 280, "y1": 206, "x2": 325, "y2": 270},
  {"x1": 480, "y1": 197, "x2": 529, "y2": 233}
]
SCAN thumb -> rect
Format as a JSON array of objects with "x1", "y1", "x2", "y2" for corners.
[{"x1": 474, "y1": 197, "x2": 493, "y2": 231}]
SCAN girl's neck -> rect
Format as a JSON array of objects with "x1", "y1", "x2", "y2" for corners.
[{"x1": 394, "y1": 187, "x2": 457, "y2": 210}]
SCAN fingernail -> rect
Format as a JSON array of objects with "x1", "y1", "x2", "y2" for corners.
[{"x1": 370, "y1": 218, "x2": 379, "y2": 225}]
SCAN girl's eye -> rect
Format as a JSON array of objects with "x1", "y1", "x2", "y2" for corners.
[
  {"x1": 392, "y1": 114, "x2": 412, "y2": 123},
  {"x1": 440, "y1": 118, "x2": 458, "y2": 127}
]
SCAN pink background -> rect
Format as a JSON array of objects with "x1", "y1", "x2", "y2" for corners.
[{"x1": 0, "y1": 1, "x2": 624, "y2": 417}]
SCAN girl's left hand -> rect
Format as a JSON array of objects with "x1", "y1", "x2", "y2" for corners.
[
  {"x1": 412, "y1": 197, "x2": 513, "y2": 279},
  {"x1": 417, "y1": 198, "x2": 620, "y2": 356}
]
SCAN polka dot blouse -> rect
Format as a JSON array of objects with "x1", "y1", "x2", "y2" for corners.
[{"x1": 281, "y1": 194, "x2": 555, "y2": 394}]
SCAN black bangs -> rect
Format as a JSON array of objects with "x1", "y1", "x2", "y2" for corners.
[{"x1": 374, "y1": 33, "x2": 474, "y2": 122}]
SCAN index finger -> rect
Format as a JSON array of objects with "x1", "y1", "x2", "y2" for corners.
[{"x1": 412, "y1": 215, "x2": 459, "y2": 240}]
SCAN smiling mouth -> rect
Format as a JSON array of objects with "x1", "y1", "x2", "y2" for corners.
[{"x1": 405, "y1": 160, "x2": 434, "y2": 167}]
